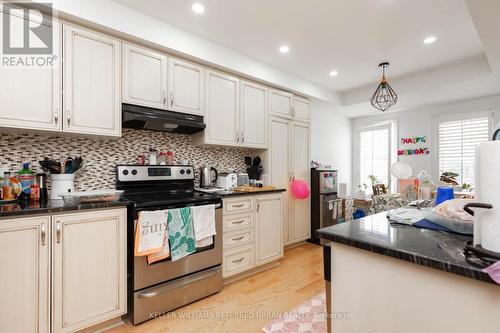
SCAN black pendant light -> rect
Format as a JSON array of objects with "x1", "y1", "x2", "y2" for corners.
[{"x1": 370, "y1": 62, "x2": 398, "y2": 112}]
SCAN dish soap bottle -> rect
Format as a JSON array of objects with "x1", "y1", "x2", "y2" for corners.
[{"x1": 18, "y1": 162, "x2": 35, "y2": 200}]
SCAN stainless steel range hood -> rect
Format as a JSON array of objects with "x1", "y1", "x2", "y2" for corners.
[{"x1": 122, "y1": 104, "x2": 206, "y2": 134}]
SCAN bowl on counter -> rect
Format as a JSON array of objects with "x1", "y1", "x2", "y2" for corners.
[{"x1": 59, "y1": 190, "x2": 124, "y2": 205}]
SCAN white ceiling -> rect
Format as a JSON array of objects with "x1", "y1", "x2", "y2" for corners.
[{"x1": 113, "y1": 0, "x2": 484, "y2": 92}]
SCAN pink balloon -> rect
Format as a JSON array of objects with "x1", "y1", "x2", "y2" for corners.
[{"x1": 290, "y1": 179, "x2": 310, "y2": 199}]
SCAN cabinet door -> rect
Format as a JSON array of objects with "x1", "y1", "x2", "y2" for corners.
[
  {"x1": 123, "y1": 43, "x2": 167, "y2": 109},
  {"x1": 52, "y1": 209, "x2": 126, "y2": 333},
  {"x1": 293, "y1": 96, "x2": 310, "y2": 122},
  {"x1": 168, "y1": 58, "x2": 204, "y2": 115},
  {"x1": 0, "y1": 216, "x2": 50, "y2": 333},
  {"x1": 240, "y1": 81, "x2": 268, "y2": 148},
  {"x1": 256, "y1": 194, "x2": 284, "y2": 265},
  {"x1": 205, "y1": 70, "x2": 239, "y2": 145},
  {"x1": 291, "y1": 122, "x2": 311, "y2": 242},
  {"x1": 0, "y1": 12, "x2": 61, "y2": 132},
  {"x1": 270, "y1": 118, "x2": 291, "y2": 245},
  {"x1": 63, "y1": 24, "x2": 121, "y2": 137},
  {"x1": 270, "y1": 89, "x2": 292, "y2": 119}
]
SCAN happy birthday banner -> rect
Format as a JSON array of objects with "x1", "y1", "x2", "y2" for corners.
[{"x1": 398, "y1": 136, "x2": 430, "y2": 157}]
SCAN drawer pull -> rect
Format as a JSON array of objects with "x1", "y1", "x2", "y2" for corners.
[
  {"x1": 41, "y1": 223, "x2": 46, "y2": 246},
  {"x1": 232, "y1": 220, "x2": 245, "y2": 225},
  {"x1": 232, "y1": 204, "x2": 245, "y2": 208},
  {"x1": 232, "y1": 257, "x2": 244, "y2": 263},
  {"x1": 232, "y1": 236, "x2": 245, "y2": 241}
]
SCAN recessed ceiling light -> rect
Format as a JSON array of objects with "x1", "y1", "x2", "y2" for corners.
[
  {"x1": 279, "y1": 45, "x2": 290, "y2": 54},
  {"x1": 329, "y1": 70, "x2": 339, "y2": 77},
  {"x1": 191, "y1": 3, "x2": 205, "y2": 14},
  {"x1": 423, "y1": 36, "x2": 437, "y2": 44}
]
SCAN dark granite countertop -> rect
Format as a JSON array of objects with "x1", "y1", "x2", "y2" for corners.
[
  {"x1": 0, "y1": 199, "x2": 131, "y2": 218},
  {"x1": 317, "y1": 212, "x2": 496, "y2": 285},
  {"x1": 197, "y1": 188, "x2": 286, "y2": 198}
]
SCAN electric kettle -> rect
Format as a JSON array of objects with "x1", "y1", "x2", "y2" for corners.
[{"x1": 200, "y1": 166, "x2": 218, "y2": 188}]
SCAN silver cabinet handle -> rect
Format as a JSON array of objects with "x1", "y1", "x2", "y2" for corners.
[
  {"x1": 41, "y1": 223, "x2": 46, "y2": 246},
  {"x1": 236, "y1": 133, "x2": 240, "y2": 143},
  {"x1": 170, "y1": 92, "x2": 174, "y2": 107},
  {"x1": 232, "y1": 257, "x2": 244, "y2": 263},
  {"x1": 54, "y1": 109, "x2": 58, "y2": 124},
  {"x1": 56, "y1": 220, "x2": 61, "y2": 243},
  {"x1": 290, "y1": 106, "x2": 293, "y2": 116},
  {"x1": 257, "y1": 203, "x2": 260, "y2": 212},
  {"x1": 232, "y1": 236, "x2": 245, "y2": 241},
  {"x1": 232, "y1": 220, "x2": 245, "y2": 225},
  {"x1": 162, "y1": 91, "x2": 167, "y2": 105},
  {"x1": 232, "y1": 204, "x2": 245, "y2": 208},
  {"x1": 66, "y1": 112, "x2": 71, "y2": 126},
  {"x1": 241, "y1": 131, "x2": 244, "y2": 144}
]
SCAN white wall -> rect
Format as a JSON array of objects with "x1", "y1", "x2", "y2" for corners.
[
  {"x1": 351, "y1": 94, "x2": 500, "y2": 190},
  {"x1": 311, "y1": 100, "x2": 352, "y2": 193}
]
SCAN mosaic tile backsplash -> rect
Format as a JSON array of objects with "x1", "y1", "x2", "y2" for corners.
[{"x1": 0, "y1": 129, "x2": 252, "y2": 190}]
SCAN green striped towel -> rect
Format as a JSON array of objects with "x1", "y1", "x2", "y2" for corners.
[{"x1": 168, "y1": 207, "x2": 196, "y2": 261}]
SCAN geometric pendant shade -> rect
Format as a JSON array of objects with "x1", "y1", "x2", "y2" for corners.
[{"x1": 370, "y1": 62, "x2": 398, "y2": 112}]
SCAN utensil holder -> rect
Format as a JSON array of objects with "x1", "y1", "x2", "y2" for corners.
[{"x1": 50, "y1": 174, "x2": 75, "y2": 200}]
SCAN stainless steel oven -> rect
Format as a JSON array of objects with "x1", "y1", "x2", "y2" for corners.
[{"x1": 116, "y1": 165, "x2": 223, "y2": 325}]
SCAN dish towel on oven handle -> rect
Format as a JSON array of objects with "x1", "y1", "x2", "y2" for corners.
[
  {"x1": 168, "y1": 207, "x2": 196, "y2": 261},
  {"x1": 192, "y1": 204, "x2": 216, "y2": 248},
  {"x1": 134, "y1": 210, "x2": 169, "y2": 257}
]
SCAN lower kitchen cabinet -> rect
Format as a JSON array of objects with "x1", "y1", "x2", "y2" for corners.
[
  {"x1": 0, "y1": 208, "x2": 127, "y2": 333},
  {"x1": 256, "y1": 195, "x2": 284, "y2": 265},
  {"x1": 0, "y1": 216, "x2": 50, "y2": 333},
  {"x1": 52, "y1": 209, "x2": 127, "y2": 333},
  {"x1": 222, "y1": 193, "x2": 284, "y2": 278}
]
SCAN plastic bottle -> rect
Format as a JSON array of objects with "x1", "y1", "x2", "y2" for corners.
[
  {"x1": 18, "y1": 162, "x2": 35, "y2": 197},
  {"x1": 2, "y1": 172, "x2": 15, "y2": 200}
]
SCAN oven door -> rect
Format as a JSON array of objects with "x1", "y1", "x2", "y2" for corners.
[{"x1": 133, "y1": 205, "x2": 223, "y2": 291}]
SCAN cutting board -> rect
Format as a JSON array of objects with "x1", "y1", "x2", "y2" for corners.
[{"x1": 232, "y1": 186, "x2": 276, "y2": 193}]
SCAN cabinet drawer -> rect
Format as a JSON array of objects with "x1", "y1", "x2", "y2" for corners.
[
  {"x1": 224, "y1": 228, "x2": 253, "y2": 249},
  {"x1": 224, "y1": 198, "x2": 253, "y2": 214},
  {"x1": 223, "y1": 213, "x2": 253, "y2": 232},
  {"x1": 223, "y1": 246, "x2": 254, "y2": 277}
]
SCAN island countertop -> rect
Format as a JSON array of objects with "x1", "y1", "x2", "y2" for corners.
[{"x1": 316, "y1": 212, "x2": 495, "y2": 285}]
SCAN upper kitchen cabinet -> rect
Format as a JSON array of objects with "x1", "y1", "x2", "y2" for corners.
[
  {"x1": 270, "y1": 89, "x2": 293, "y2": 119},
  {"x1": 193, "y1": 70, "x2": 239, "y2": 146},
  {"x1": 63, "y1": 24, "x2": 121, "y2": 137},
  {"x1": 239, "y1": 81, "x2": 268, "y2": 149},
  {"x1": 0, "y1": 11, "x2": 62, "y2": 132},
  {"x1": 168, "y1": 58, "x2": 204, "y2": 115},
  {"x1": 123, "y1": 43, "x2": 168, "y2": 110},
  {"x1": 270, "y1": 89, "x2": 310, "y2": 123},
  {"x1": 292, "y1": 96, "x2": 311, "y2": 122}
]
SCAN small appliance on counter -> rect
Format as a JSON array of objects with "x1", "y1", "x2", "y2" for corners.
[
  {"x1": 216, "y1": 172, "x2": 237, "y2": 190},
  {"x1": 245, "y1": 155, "x2": 263, "y2": 180},
  {"x1": 308, "y1": 168, "x2": 340, "y2": 245},
  {"x1": 200, "y1": 166, "x2": 218, "y2": 188}
]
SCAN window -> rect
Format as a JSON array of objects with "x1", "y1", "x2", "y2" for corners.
[
  {"x1": 437, "y1": 114, "x2": 491, "y2": 187},
  {"x1": 359, "y1": 123, "x2": 393, "y2": 192}
]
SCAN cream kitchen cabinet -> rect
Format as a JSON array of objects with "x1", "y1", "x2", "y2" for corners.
[
  {"x1": 268, "y1": 117, "x2": 311, "y2": 246},
  {"x1": 239, "y1": 80, "x2": 268, "y2": 148},
  {"x1": 222, "y1": 193, "x2": 284, "y2": 279},
  {"x1": 0, "y1": 216, "x2": 50, "y2": 333},
  {"x1": 52, "y1": 209, "x2": 127, "y2": 333},
  {"x1": 168, "y1": 58, "x2": 204, "y2": 115},
  {"x1": 255, "y1": 194, "x2": 283, "y2": 265},
  {"x1": 270, "y1": 89, "x2": 310, "y2": 123},
  {"x1": 0, "y1": 11, "x2": 62, "y2": 133},
  {"x1": 123, "y1": 43, "x2": 168, "y2": 110},
  {"x1": 193, "y1": 70, "x2": 239, "y2": 146},
  {"x1": 63, "y1": 23, "x2": 122, "y2": 137}
]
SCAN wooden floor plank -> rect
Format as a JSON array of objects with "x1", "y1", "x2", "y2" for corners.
[{"x1": 107, "y1": 243, "x2": 324, "y2": 333}]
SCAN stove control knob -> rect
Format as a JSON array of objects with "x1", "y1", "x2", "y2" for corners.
[
  {"x1": 186, "y1": 169, "x2": 192, "y2": 175},
  {"x1": 131, "y1": 169, "x2": 138, "y2": 176},
  {"x1": 180, "y1": 169, "x2": 185, "y2": 175},
  {"x1": 122, "y1": 170, "x2": 129, "y2": 176}
]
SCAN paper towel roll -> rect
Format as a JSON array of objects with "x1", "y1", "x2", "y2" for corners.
[{"x1": 475, "y1": 141, "x2": 500, "y2": 253}]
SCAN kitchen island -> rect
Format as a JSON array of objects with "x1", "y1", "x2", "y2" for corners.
[{"x1": 317, "y1": 212, "x2": 500, "y2": 333}]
